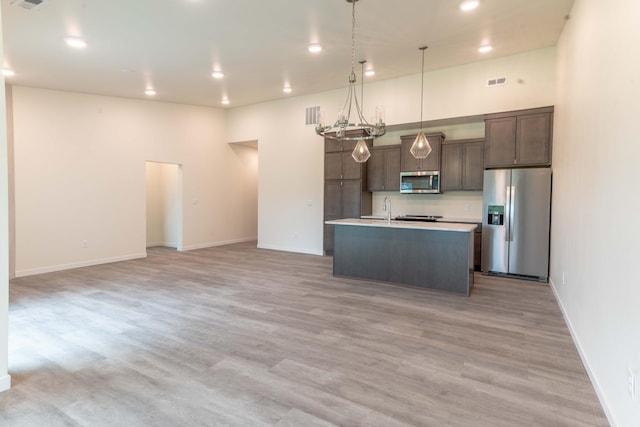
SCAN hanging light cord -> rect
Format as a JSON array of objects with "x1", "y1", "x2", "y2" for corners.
[
  {"x1": 419, "y1": 46, "x2": 427, "y2": 131},
  {"x1": 351, "y1": 1, "x2": 356, "y2": 77}
]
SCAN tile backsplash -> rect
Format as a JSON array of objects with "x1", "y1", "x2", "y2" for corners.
[{"x1": 372, "y1": 191, "x2": 483, "y2": 220}]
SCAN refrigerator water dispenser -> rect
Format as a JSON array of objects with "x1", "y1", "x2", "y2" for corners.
[{"x1": 487, "y1": 205, "x2": 504, "y2": 225}]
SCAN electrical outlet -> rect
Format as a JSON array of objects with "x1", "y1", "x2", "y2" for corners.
[
  {"x1": 629, "y1": 369, "x2": 637, "y2": 400},
  {"x1": 82, "y1": 240, "x2": 88, "y2": 248}
]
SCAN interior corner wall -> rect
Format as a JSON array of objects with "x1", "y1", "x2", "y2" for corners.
[
  {"x1": 225, "y1": 47, "x2": 557, "y2": 255},
  {"x1": 552, "y1": 0, "x2": 640, "y2": 425},
  {"x1": 12, "y1": 86, "x2": 257, "y2": 276},
  {"x1": 0, "y1": 4, "x2": 11, "y2": 392}
]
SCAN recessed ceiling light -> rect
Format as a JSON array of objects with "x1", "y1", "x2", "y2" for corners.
[
  {"x1": 221, "y1": 97, "x2": 230, "y2": 105},
  {"x1": 459, "y1": 0, "x2": 479, "y2": 11},
  {"x1": 145, "y1": 89, "x2": 156, "y2": 96},
  {"x1": 308, "y1": 44, "x2": 322, "y2": 53},
  {"x1": 479, "y1": 44, "x2": 493, "y2": 53},
  {"x1": 64, "y1": 37, "x2": 87, "y2": 48},
  {"x1": 365, "y1": 70, "x2": 375, "y2": 77},
  {"x1": 2, "y1": 68, "x2": 15, "y2": 77},
  {"x1": 211, "y1": 71, "x2": 224, "y2": 79},
  {"x1": 283, "y1": 86, "x2": 292, "y2": 94}
]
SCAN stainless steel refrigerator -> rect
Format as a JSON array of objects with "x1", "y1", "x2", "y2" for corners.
[{"x1": 481, "y1": 168, "x2": 551, "y2": 282}]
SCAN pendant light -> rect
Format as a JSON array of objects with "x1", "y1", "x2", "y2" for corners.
[
  {"x1": 352, "y1": 60, "x2": 371, "y2": 162},
  {"x1": 316, "y1": 0, "x2": 386, "y2": 156},
  {"x1": 410, "y1": 46, "x2": 432, "y2": 159}
]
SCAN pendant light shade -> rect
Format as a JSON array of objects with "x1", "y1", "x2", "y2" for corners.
[
  {"x1": 410, "y1": 46, "x2": 432, "y2": 160},
  {"x1": 352, "y1": 139, "x2": 371, "y2": 162},
  {"x1": 410, "y1": 132, "x2": 432, "y2": 159}
]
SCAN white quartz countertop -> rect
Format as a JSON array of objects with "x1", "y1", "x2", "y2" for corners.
[{"x1": 325, "y1": 218, "x2": 477, "y2": 233}]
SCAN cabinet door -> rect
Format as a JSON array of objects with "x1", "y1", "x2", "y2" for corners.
[
  {"x1": 384, "y1": 147, "x2": 401, "y2": 191},
  {"x1": 325, "y1": 152, "x2": 343, "y2": 180},
  {"x1": 324, "y1": 181, "x2": 342, "y2": 219},
  {"x1": 421, "y1": 134, "x2": 442, "y2": 171},
  {"x1": 367, "y1": 149, "x2": 385, "y2": 191},
  {"x1": 325, "y1": 139, "x2": 343, "y2": 153},
  {"x1": 342, "y1": 151, "x2": 362, "y2": 180},
  {"x1": 485, "y1": 117, "x2": 516, "y2": 168},
  {"x1": 401, "y1": 134, "x2": 442, "y2": 172},
  {"x1": 341, "y1": 180, "x2": 363, "y2": 219},
  {"x1": 323, "y1": 224, "x2": 334, "y2": 255},
  {"x1": 441, "y1": 143, "x2": 462, "y2": 191},
  {"x1": 474, "y1": 227, "x2": 482, "y2": 271},
  {"x1": 463, "y1": 141, "x2": 484, "y2": 190},
  {"x1": 400, "y1": 139, "x2": 421, "y2": 172},
  {"x1": 516, "y1": 113, "x2": 551, "y2": 166}
]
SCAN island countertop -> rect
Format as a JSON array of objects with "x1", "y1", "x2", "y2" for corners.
[{"x1": 325, "y1": 218, "x2": 477, "y2": 233}]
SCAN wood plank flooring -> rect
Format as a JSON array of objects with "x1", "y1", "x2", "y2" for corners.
[{"x1": 1, "y1": 242, "x2": 608, "y2": 426}]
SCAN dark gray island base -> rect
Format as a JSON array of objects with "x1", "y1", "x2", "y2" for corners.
[{"x1": 326, "y1": 219, "x2": 476, "y2": 296}]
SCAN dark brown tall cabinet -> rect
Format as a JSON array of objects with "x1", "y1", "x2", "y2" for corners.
[
  {"x1": 441, "y1": 139, "x2": 484, "y2": 191},
  {"x1": 367, "y1": 146, "x2": 401, "y2": 192},
  {"x1": 323, "y1": 139, "x2": 372, "y2": 255},
  {"x1": 484, "y1": 106, "x2": 553, "y2": 168}
]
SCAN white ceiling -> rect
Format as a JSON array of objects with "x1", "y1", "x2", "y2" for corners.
[{"x1": 1, "y1": 0, "x2": 574, "y2": 108}]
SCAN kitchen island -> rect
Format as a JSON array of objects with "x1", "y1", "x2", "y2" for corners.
[{"x1": 325, "y1": 218, "x2": 477, "y2": 295}]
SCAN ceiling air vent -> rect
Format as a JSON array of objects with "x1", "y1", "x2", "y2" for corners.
[
  {"x1": 10, "y1": 0, "x2": 45, "y2": 10},
  {"x1": 487, "y1": 77, "x2": 507, "y2": 87},
  {"x1": 305, "y1": 106, "x2": 321, "y2": 126}
]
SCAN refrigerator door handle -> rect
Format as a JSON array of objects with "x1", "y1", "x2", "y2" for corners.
[
  {"x1": 505, "y1": 185, "x2": 511, "y2": 241},
  {"x1": 509, "y1": 185, "x2": 515, "y2": 242}
]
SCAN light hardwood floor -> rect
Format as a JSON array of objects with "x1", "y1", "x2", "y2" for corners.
[{"x1": 1, "y1": 242, "x2": 607, "y2": 426}]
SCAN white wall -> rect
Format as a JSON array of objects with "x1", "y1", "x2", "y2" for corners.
[
  {"x1": 227, "y1": 47, "x2": 557, "y2": 254},
  {"x1": 552, "y1": 1, "x2": 640, "y2": 425},
  {"x1": 0, "y1": 6, "x2": 11, "y2": 392},
  {"x1": 11, "y1": 87, "x2": 258, "y2": 276},
  {"x1": 145, "y1": 161, "x2": 181, "y2": 248}
]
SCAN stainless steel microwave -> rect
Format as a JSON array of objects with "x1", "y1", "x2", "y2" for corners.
[{"x1": 400, "y1": 171, "x2": 441, "y2": 194}]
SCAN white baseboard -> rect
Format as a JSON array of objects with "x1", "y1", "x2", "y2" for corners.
[
  {"x1": 0, "y1": 375, "x2": 11, "y2": 392},
  {"x1": 180, "y1": 237, "x2": 257, "y2": 252},
  {"x1": 256, "y1": 243, "x2": 323, "y2": 256},
  {"x1": 549, "y1": 278, "x2": 617, "y2": 427},
  {"x1": 146, "y1": 242, "x2": 178, "y2": 248},
  {"x1": 14, "y1": 253, "x2": 147, "y2": 278}
]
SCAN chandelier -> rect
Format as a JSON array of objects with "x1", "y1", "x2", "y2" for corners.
[{"x1": 315, "y1": 0, "x2": 386, "y2": 162}]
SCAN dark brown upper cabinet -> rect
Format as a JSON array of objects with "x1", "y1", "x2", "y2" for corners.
[
  {"x1": 367, "y1": 146, "x2": 401, "y2": 192},
  {"x1": 399, "y1": 132, "x2": 444, "y2": 172},
  {"x1": 441, "y1": 139, "x2": 484, "y2": 192},
  {"x1": 484, "y1": 106, "x2": 553, "y2": 168}
]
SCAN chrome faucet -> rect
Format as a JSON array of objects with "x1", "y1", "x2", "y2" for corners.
[{"x1": 383, "y1": 196, "x2": 392, "y2": 223}]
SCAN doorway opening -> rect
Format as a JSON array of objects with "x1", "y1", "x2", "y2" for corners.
[{"x1": 145, "y1": 161, "x2": 183, "y2": 251}]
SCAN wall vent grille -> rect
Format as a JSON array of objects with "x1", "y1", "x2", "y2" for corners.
[
  {"x1": 487, "y1": 77, "x2": 507, "y2": 87},
  {"x1": 305, "y1": 106, "x2": 321, "y2": 126}
]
